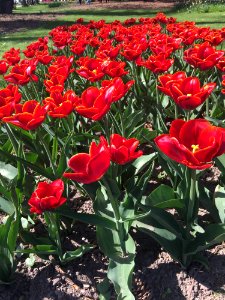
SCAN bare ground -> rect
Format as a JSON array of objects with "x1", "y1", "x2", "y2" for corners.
[{"x1": 0, "y1": 1, "x2": 177, "y2": 35}]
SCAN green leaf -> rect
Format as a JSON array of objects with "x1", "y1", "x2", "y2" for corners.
[
  {"x1": 143, "y1": 184, "x2": 184, "y2": 209},
  {"x1": 98, "y1": 278, "x2": 111, "y2": 300},
  {"x1": 56, "y1": 206, "x2": 116, "y2": 231},
  {"x1": 185, "y1": 223, "x2": 225, "y2": 255},
  {"x1": 214, "y1": 185, "x2": 225, "y2": 223},
  {"x1": 62, "y1": 244, "x2": 94, "y2": 263},
  {"x1": 0, "y1": 197, "x2": 15, "y2": 214},
  {"x1": 131, "y1": 153, "x2": 157, "y2": 175},
  {"x1": 0, "y1": 162, "x2": 17, "y2": 182}
]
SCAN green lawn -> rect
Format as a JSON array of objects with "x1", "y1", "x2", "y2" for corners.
[{"x1": 0, "y1": 2, "x2": 225, "y2": 58}]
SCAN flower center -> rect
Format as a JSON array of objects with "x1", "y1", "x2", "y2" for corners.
[
  {"x1": 187, "y1": 93, "x2": 192, "y2": 97},
  {"x1": 191, "y1": 144, "x2": 199, "y2": 153}
]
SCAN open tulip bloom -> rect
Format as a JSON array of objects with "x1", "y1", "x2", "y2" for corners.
[{"x1": 155, "y1": 119, "x2": 225, "y2": 170}]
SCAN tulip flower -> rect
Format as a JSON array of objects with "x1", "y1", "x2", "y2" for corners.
[
  {"x1": 4, "y1": 59, "x2": 38, "y2": 85},
  {"x1": 28, "y1": 179, "x2": 66, "y2": 214},
  {"x1": 184, "y1": 42, "x2": 224, "y2": 71},
  {"x1": 3, "y1": 100, "x2": 48, "y2": 130},
  {"x1": 44, "y1": 90, "x2": 78, "y2": 118},
  {"x1": 0, "y1": 60, "x2": 9, "y2": 75},
  {"x1": 64, "y1": 136, "x2": 111, "y2": 184},
  {"x1": 159, "y1": 75, "x2": 216, "y2": 110},
  {"x1": 110, "y1": 134, "x2": 143, "y2": 165},
  {"x1": 0, "y1": 85, "x2": 22, "y2": 119},
  {"x1": 155, "y1": 119, "x2": 225, "y2": 170},
  {"x1": 3, "y1": 48, "x2": 20, "y2": 65}
]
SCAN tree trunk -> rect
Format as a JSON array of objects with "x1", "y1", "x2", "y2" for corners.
[{"x1": 0, "y1": 0, "x2": 14, "y2": 13}]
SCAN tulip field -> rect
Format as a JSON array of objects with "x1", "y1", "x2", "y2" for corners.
[{"x1": 0, "y1": 11, "x2": 225, "y2": 299}]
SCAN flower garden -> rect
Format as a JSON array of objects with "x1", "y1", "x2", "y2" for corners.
[{"x1": 0, "y1": 10, "x2": 225, "y2": 299}]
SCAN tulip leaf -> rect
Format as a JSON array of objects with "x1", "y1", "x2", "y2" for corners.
[
  {"x1": 0, "y1": 149, "x2": 55, "y2": 180},
  {"x1": 97, "y1": 278, "x2": 111, "y2": 300},
  {"x1": 142, "y1": 184, "x2": 184, "y2": 209},
  {"x1": 131, "y1": 153, "x2": 157, "y2": 175},
  {"x1": 0, "y1": 162, "x2": 17, "y2": 182},
  {"x1": 133, "y1": 216, "x2": 183, "y2": 265},
  {"x1": 185, "y1": 224, "x2": 225, "y2": 256},
  {"x1": 196, "y1": 182, "x2": 220, "y2": 223},
  {"x1": 0, "y1": 197, "x2": 15, "y2": 215},
  {"x1": 56, "y1": 206, "x2": 116, "y2": 231},
  {"x1": 62, "y1": 244, "x2": 94, "y2": 263},
  {"x1": 214, "y1": 185, "x2": 225, "y2": 223}
]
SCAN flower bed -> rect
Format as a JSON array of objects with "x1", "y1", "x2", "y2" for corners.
[{"x1": 0, "y1": 12, "x2": 225, "y2": 299}]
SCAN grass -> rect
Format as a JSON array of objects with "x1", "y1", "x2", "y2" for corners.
[{"x1": 0, "y1": 2, "x2": 225, "y2": 57}]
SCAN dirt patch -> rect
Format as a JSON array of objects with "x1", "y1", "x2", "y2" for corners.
[{"x1": 0, "y1": 1, "x2": 178, "y2": 35}]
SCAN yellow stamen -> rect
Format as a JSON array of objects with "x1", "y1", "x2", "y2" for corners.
[
  {"x1": 187, "y1": 93, "x2": 192, "y2": 97},
  {"x1": 191, "y1": 144, "x2": 199, "y2": 153}
]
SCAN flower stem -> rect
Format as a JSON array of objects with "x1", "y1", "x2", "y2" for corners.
[{"x1": 187, "y1": 169, "x2": 196, "y2": 227}]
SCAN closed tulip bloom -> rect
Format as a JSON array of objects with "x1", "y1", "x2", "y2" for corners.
[
  {"x1": 0, "y1": 60, "x2": 9, "y2": 75},
  {"x1": 63, "y1": 136, "x2": 111, "y2": 184},
  {"x1": 155, "y1": 119, "x2": 225, "y2": 170},
  {"x1": 3, "y1": 100, "x2": 48, "y2": 130},
  {"x1": 166, "y1": 77, "x2": 216, "y2": 110},
  {"x1": 184, "y1": 42, "x2": 224, "y2": 71},
  {"x1": 110, "y1": 134, "x2": 143, "y2": 165},
  {"x1": 28, "y1": 179, "x2": 66, "y2": 214}
]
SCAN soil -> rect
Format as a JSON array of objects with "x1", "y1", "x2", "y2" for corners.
[
  {"x1": 0, "y1": 1, "x2": 178, "y2": 35},
  {"x1": 0, "y1": 196, "x2": 225, "y2": 300}
]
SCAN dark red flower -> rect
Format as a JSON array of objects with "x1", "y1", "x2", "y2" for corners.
[
  {"x1": 63, "y1": 136, "x2": 110, "y2": 184},
  {"x1": 28, "y1": 179, "x2": 66, "y2": 214},
  {"x1": 184, "y1": 42, "x2": 224, "y2": 71},
  {"x1": 3, "y1": 100, "x2": 48, "y2": 130},
  {"x1": 155, "y1": 119, "x2": 225, "y2": 170},
  {"x1": 110, "y1": 134, "x2": 143, "y2": 165},
  {"x1": 0, "y1": 60, "x2": 9, "y2": 75}
]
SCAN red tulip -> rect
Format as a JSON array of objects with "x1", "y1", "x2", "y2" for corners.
[
  {"x1": 44, "y1": 90, "x2": 78, "y2": 118},
  {"x1": 184, "y1": 42, "x2": 224, "y2": 71},
  {"x1": 63, "y1": 136, "x2": 110, "y2": 184},
  {"x1": 158, "y1": 71, "x2": 187, "y2": 97},
  {"x1": 110, "y1": 134, "x2": 143, "y2": 165},
  {"x1": 76, "y1": 57, "x2": 105, "y2": 82},
  {"x1": 101, "y1": 77, "x2": 134, "y2": 102},
  {"x1": 3, "y1": 48, "x2": 20, "y2": 65},
  {"x1": 3, "y1": 100, "x2": 48, "y2": 130},
  {"x1": 28, "y1": 179, "x2": 66, "y2": 214},
  {"x1": 0, "y1": 85, "x2": 22, "y2": 119},
  {"x1": 74, "y1": 85, "x2": 114, "y2": 121},
  {"x1": 160, "y1": 76, "x2": 216, "y2": 110},
  {"x1": 4, "y1": 59, "x2": 38, "y2": 85},
  {"x1": 155, "y1": 119, "x2": 225, "y2": 170},
  {"x1": 0, "y1": 60, "x2": 9, "y2": 75},
  {"x1": 103, "y1": 60, "x2": 128, "y2": 78},
  {"x1": 138, "y1": 54, "x2": 174, "y2": 74}
]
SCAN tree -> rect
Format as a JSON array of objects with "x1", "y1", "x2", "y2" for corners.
[{"x1": 0, "y1": 0, "x2": 14, "y2": 14}]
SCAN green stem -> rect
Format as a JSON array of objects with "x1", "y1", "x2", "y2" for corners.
[
  {"x1": 205, "y1": 98, "x2": 209, "y2": 117},
  {"x1": 175, "y1": 104, "x2": 178, "y2": 120},
  {"x1": 102, "y1": 177, "x2": 127, "y2": 256},
  {"x1": 187, "y1": 169, "x2": 196, "y2": 227},
  {"x1": 44, "y1": 212, "x2": 63, "y2": 260},
  {"x1": 37, "y1": 128, "x2": 57, "y2": 177}
]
